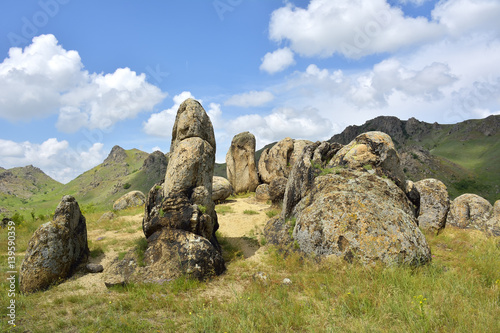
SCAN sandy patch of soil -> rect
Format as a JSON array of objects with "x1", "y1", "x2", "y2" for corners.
[{"x1": 53, "y1": 196, "x2": 273, "y2": 294}]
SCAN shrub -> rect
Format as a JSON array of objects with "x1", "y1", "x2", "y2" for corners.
[{"x1": 123, "y1": 183, "x2": 132, "y2": 189}]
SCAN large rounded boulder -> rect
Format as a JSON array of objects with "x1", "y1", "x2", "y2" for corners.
[
  {"x1": 291, "y1": 170, "x2": 431, "y2": 266},
  {"x1": 446, "y1": 194, "x2": 495, "y2": 235},
  {"x1": 113, "y1": 190, "x2": 146, "y2": 211},
  {"x1": 20, "y1": 196, "x2": 89, "y2": 293}
]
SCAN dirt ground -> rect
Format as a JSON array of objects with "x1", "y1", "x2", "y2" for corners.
[{"x1": 55, "y1": 196, "x2": 272, "y2": 294}]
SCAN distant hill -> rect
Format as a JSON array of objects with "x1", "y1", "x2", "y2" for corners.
[
  {"x1": 329, "y1": 115, "x2": 500, "y2": 203},
  {"x1": 0, "y1": 146, "x2": 168, "y2": 217}
]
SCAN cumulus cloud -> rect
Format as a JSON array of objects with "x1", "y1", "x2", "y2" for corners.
[
  {"x1": 0, "y1": 138, "x2": 105, "y2": 183},
  {"x1": 268, "y1": 0, "x2": 442, "y2": 59},
  {"x1": 225, "y1": 91, "x2": 275, "y2": 107},
  {"x1": 143, "y1": 91, "x2": 195, "y2": 138},
  {"x1": 0, "y1": 34, "x2": 166, "y2": 131},
  {"x1": 260, "y1": 47, "x2": 295, "y2": 74},
  {"x1": 228, "y1": 107, "x2": 335, "y2": 146}
]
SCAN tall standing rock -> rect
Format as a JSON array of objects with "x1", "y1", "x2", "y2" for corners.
[
  {"x1": 20, "y1": 195, "x2": 89, "y2": 293},
  {"x1": 414, "y1": 179, "x2": 450, "y2": 234},
  {"x1": 226, "y1": 132, "x2": 260, "y2": 194},
  {"x1": 125, "y1": 99, "x2": 225, "y2": 284}
]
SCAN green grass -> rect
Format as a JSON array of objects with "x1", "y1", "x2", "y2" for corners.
[
  {"x1": 1, "y1": 221, "x2": 499, "y2": 332},
  {"x1": 243, "y1": 210, "x2": 259, "y2": 215},
  {"x1": 215, "y1": 205, "x2": 235, "y2": 216},
  {"x1": 228, "y1": 191, "x2": 254, "y2": 199}
]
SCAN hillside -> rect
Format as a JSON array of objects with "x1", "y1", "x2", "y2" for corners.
[
  {"x1": 0, "y1": 146, "x2": 168, "y2": 217},
  {"x1": 329, "y1": 115, "x2": 500, "y2": 203}
]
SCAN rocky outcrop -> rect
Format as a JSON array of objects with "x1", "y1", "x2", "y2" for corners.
[
  {"x1": 140, "y1": 150, "x2": 168, "y2": 182},
  {"x1": 103, "y1": 145, "x2": 128, "y2": 166},
  {"x1": 267, "y1": 135, "x2": 432, "y2": 266},
  {"x1": 19, "y1": 196, "x2": 89, "y2": 293},
  {"x1": 414, "y1": 179, "x2": 450, "y2": 234},
  {"x1": 258, "y1": 138, "x2": 313, "y2": 184},
  {"x1": 328, "y1": 131, "x2": 406, "y2": 191},
  {"x1": 446, "y1": 194, "x2": 497, "y2": 235},
  {"x1": 113, "y1": 191, "x2": 146, "y2": 211},
  {"x1": 212, "y1": 176, "x2": 233, "y2": 202},
  {"x1": 108, "y1": 99, "x2": 224, "y2": 285},
  {"x1": 226, "y1": 132, "x2": 260, "y2": 193}
]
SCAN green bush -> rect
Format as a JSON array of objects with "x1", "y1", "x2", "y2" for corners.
[{"x1": 123, "y1": 183, "x2": 132, "y2": 189}]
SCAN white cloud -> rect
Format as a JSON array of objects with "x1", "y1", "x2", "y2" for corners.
[
  {"x1": 0, "y1": 34, "x2": 166, "y2": 131},
  {"x1": 268, "y1": 0, "x2": 442, "y2": 59},
  {"x1": 260, "y1": 47, "x2": 295, "y2": 74},
  {"x1": 143, "y1": 91, "x2": 196, "y2": 138},
  {"x1": 225, "y1": 91, "x2": 275, "y2": 107},
  {"x1": 0, "y1": 138, "x2": 105, "y2": 183},
  {"x1": 432, "y1": 0, "x2": 500, "y2": 37},
  {"x1": 228, "y1": 107, "x2": 335, "y2": 146}
]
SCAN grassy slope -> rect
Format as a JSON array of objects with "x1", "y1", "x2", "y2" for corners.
[
  {"x1": 1, "y1": 212, "x2": 498, "y2": 332},
  {"x1": 415, "y1": 123, "x2": 500, "y2": 203}
]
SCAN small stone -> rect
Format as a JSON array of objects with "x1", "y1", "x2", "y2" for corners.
[
  {"x1": 253, "y1": 271, "x2": 269, "y2": 284},
  {"x1": 104, "y1": 276, "x2": 126, "y2": 288},
  {"x1": 86, "y1": 264, "x2": 104, "y2": 273},
  {"x1": 282, "y1": 278, "x2": 292, "y2": 285}
]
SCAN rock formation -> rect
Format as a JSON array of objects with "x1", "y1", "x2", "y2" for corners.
[
  {"x1": 255, "y1": 184, "x2": 271, "y2": 202},
  {"x1": 212, "y1": 176, "x2": 233, "y2": 202},
  {"x1": 414, "y1": 179, "x2": 450, "y2": 234},
  {"x1": 19, "y1": 195, "x2": 89, "y2": 293},
  {"x1": 107, "y1": 99, "x2": 225, "y2": 285},
  {"x1": 113, "y1": 190, "x2": 146, "y2": 211},
  {"x1": 226, "y1": 132, "x2": 260, "y2": 193},
  {"x1": 266, "y1": 134, "x2": 432, "y2": 266},
  {"x1": 446, "y1": 194, "x2": 497, "y2": 235},
  {"x1": 258, "y1": 138, "x2": 313, "y2": 184}
]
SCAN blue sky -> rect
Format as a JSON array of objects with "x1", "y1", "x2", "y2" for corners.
[{"x1": 0, "y1": 0, "x2": 499, "y2": 183}]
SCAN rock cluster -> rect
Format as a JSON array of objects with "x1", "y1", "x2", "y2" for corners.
[
  {"x1": 266, "y1": 132, "x2": 432, "y2": 266},
  {"x1": 20, "y1": 195, "x2": 89, "y2": 293},
  {"x1": 447, "y1": 194, "x2": 499, "y2": 236}
]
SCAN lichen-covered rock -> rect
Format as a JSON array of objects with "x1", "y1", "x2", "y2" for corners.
[
  {"x1": 488, "y1": 200, "x2": 500, "y2": 236},
  {"x1": 134, "y1": 99, "x2": 224, "y2": 284},
  {"x1": 212, "y1": 176, "x2": 233, "y2": 202},
  {"x1": 19, "y1": 195, "x2": 89, "y2": 293},
  {"x1": 269, "y1": 176, "x2": 287, "y2": 206},
  {"x1": 290, "y1": 170, "x2": 431, "y2": 266},
  {"x1": 255, "y1": 184, "x2": 271, "y2": 202},
  {"x1": 328, "y1": 131, "x2": 406, "y2": 190},
  {"x1": 170, "y1": 98, "x2": 216, "y2": 152},
  {"x1": 97, "y1": 211, "x2": 116, "y2": 223},
  {"x1": 282, "y1": 141, "x2": 342, "y2": 219},
  {"x1": 258, "y1": 138, "x2": 313, "y2": 184},
  {"x1": 447, "y1": 194, "x2": 494, "y2": 234},
  {"x1": 226, "y1": 132, "x2": 259, "y2": 193},
  {"x1": 414, "y1": 179, "x2": 450, "y2": 234},
  {"x1": 113, "y1": 191, "x2": 146, "y2": 211}
]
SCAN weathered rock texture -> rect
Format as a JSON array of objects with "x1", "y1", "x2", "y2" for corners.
[
  {"x1": 328, "y1": 131, "x2": 406, "y2": 190},
  {"x1": 266, "y1": 135, "x2": 431, "y2": 266},
  {"x1": 258, "y1": 138, "x2": 313, "y2": 184},
  {"x1": 226, "y1": 132, "x2": 260, "y2": 194},
  {"x1": 269, "y1": 176, "x2": 288, "y2": 206},
  {"x1": 293, "y1": 170, "x2": 431, "y2": 265},
  {"x1": 255, "y1": 184, "x2": 271, "y2": 202},
  {"x1": 212, "y1": 176, "x2": 233, "y2": 202},
  {"x1": 414, "y1": 179, "x2": 450, "y2": 234},
  {"x1": 113, "y1": 190, "x2": 146, "y2": 211},
  {"x1": 20, "y1": 196, "x2": 89, "y2": 293},
  {"x1": 446, "y1": 194, "x2": 497, "y2": 235},
  {"x1": 107, "y1": 99, "x2": 224, "y2": 285}
]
